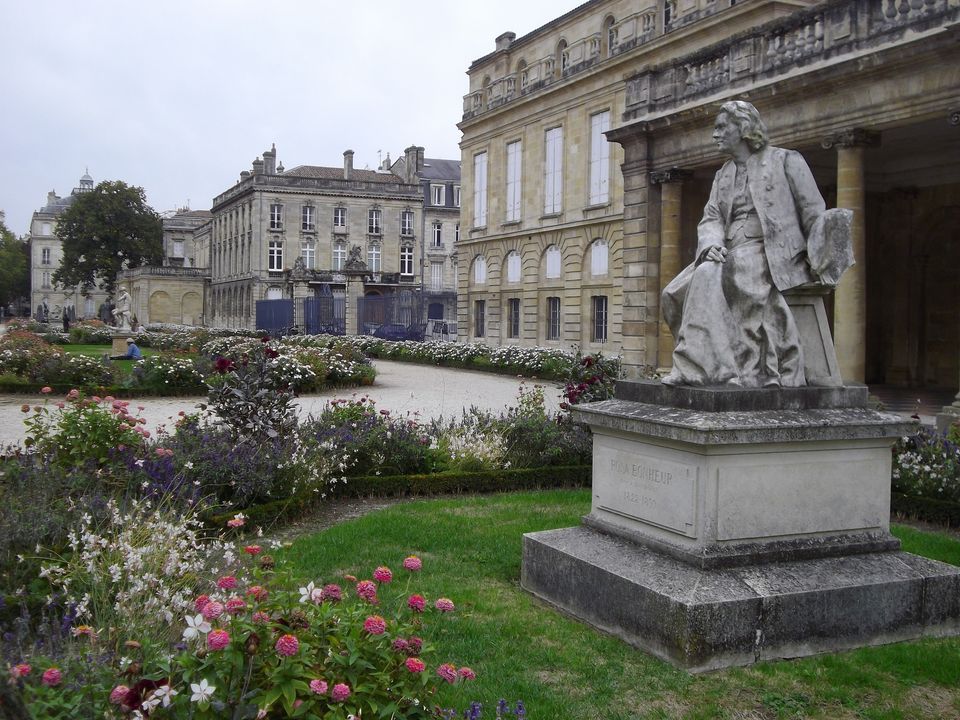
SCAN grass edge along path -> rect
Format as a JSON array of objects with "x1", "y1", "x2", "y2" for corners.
[{"x1": 277, "y1": 489, "x2": 960, "y2": 720}]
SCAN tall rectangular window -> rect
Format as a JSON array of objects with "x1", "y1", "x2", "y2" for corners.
[
  {"x1": 367, "y1": 208, "x2": 382, "y2": 235},
  {"x1": 333, "y1": 242, "x2": 346, "y2": 270},
  {"x1": 400, "y1": 245, "x2": 414, "y2": 276},
  {"x1": 41, "y1": 271, "x2": 51, "y2": 288},
  {"x1": 589, "y1": 111, "x2": 611, "y2": 205},
  {"x1": 455, "y1": 223, "x2": 460, "y2": 243},
  {"x1": 431, "y1": 184, "x2": 446, "y2": 206},
  {"x1": 454, "y1": 186, "x2": 461, "y2": 207},
  {"x1": 547, "y1": 296, "x2": 561, "y2": 340},
  {"x1": 334, "y1": 207, "x2": 346, "y2": 228},
  {"x1": 432, "y1": 222, "x2": 442, "y2": 248},
  {"x1": 268, "y1": 240, "x2": 283, "y2": 270},
  {"x1": 507, "y1": 298, "x2": 520, "y2": 339},
  {"x1": 173, "y1": 240, "x2": 184, "y2": 258},
  {"x1": 270, "y1": 204, "x2": 283, "y2": 230},
  {"x1": 544, "y1": 127, "x2": 563, "y2": 214},
  {"x1": 592, "y1": 295, "x2": 608, "y2": 343},
  {"x1": 401, "y1": 210, "x2": 414, "y2": 236},
  {"x1": 301, "y1": 242, "x2": 315, "y2": 269},
  {"x1": 301, "y1": 205, "x2": 315, "y2": 231},
  {"x1": 41, "y1": 248, "x2": 51, "y2": 264},
  {"x1": 474, "y1": 300, "x2": 485, "y2": 338},
  {"x1": 431, "y1": 261, "x2": 444, "y2": 290},
  {"x1": 506, "y1": 140, "x2": 522, "y2": 222},
  {"x1": 367, "y1": 244, "x2": 381, "y2": 272},
  {"x1": 473, "y1": 151, "x2": 488, "y2": 227}
]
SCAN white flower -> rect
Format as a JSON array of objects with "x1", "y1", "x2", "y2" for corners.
[
  {"x1": 154, "y1": 685, "x2": 178, "y2": 707},
  {"x1": 298, "y1": 581, "x2": 316, "y2": 603},
  {"x1": 182, "y1": 613, "x2": 211, "y2": 640},
  {"x1": 183, "y1": 461, "x2": 194, "y2": 470},
  {"x1": 190, "y1": 678, "x2": 215, "y2": 703}
]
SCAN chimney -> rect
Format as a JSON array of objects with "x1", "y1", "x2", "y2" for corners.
[
  {"x1": 252, "y1": 157, "x2": 265, "y2": 175},
  {"x1": 263, "y1": 143, "x2": 277, "y2": 175},
  {"x1": 343, "y1": 150, "x2": 354, "y2": 180},
  {"x1": 416, "y1": 146, "x2": 425, "y2": 175},
  {"x1": 47, "y1": 191, "x2": 58, "y2": 205},
  {"x1": 495, "y1": 32, "x2": 516, "y2": 51},
  {"x1": 240, "y1": 170, "x2": 251, "y2": 181},
  {"x1": 403, "y1": 145, "x2": 420, "y2": 184}
]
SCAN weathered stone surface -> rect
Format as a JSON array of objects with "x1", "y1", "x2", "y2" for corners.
[
  {"x1": 522, "y1": 526, "x2": 960, "y2": 672},
  {"x1": 615, "y1": 379, "x2": 868, "y2": 411}
]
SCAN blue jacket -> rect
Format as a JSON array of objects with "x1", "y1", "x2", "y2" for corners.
[{"x1": 126, "y1": 343, "x2": 143, "y2": 360}]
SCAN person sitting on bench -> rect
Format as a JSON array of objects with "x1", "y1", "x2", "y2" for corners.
[{"x1": 112, "y1": 337, "x2": 142, "y2": 360}]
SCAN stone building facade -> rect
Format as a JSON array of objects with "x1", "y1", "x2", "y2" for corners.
[
  {"x1": 28, "y1": 171, "x2": 111, "y2": 322},
  {"x1": 118, "y1": 209, "x2": 212, "y2": 326},
  {"x1": 205, "y1": 144, "x2": 458, "y2": 335},
  {"x1": 459, "y1": 0, "x2": 960, "y2": 425},
  {"x1": 457, "y1": 0, "x2": 815, "y2": 356}
]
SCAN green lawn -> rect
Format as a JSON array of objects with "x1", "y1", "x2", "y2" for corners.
[
  {"x1": 62, "y1": 343, "x2": 159, "y2": 374},
  {"x1": 277, "y1": 490, "x2": 960, "y2": 720}
]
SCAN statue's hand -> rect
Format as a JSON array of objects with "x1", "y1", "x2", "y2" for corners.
[{"x1": 704, "y1": 245, "x2": 728, "y2": 263}]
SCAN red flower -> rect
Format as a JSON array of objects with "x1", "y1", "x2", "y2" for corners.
[
  {"x1": 275, "y1": 634, "x2": 299, "y2": 657},
  {"x1": 407, "y1": 594, "x2": 426, "y2": 613},
  {"x1": 363, "y1": 615, "x2": 387, "y2": 635},
  {"x1": 405, "y1": 657, "x2": 426, "y2": 673}
]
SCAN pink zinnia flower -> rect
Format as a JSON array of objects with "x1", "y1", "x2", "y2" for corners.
[
  {"x1": 309, "y1": 679, "x2": 328, "y2": 695},
  {"x1": 11, "y1": 663, "x2": 30, "y2": 679},
  {"x1": 458, "y1": 667, "x2": 477, "y2": 680},
  {"x1": 207, "y1": 629, "x2": 231, "y2": 651},
  {"x1": 40, "y1": 386, "x2": 52, "y2": 394},
  {"x1": 392, "y1": 638, "x2": 410, "y2": 653},
  {"x1": 217, "y1": 575, "x2": 238, "y2": 590},
  {"x1": 56, "y1": 402, "x2": 65, "y2": 409},
  {"x1": 110, "y1": 684, "x2": 130, "y2": 704},
  {"x1": 246, "y1": 586, "x2": 268, "y2": 602},
  {"x1": 405, "y1": 657, "x2": 425, "y2": 673},
  {"x1": 355, "y1": 580, "x2": 378, "y2": 602},
  {"x1": 407, "y1": 594, "x2": 426, "y2": 612},
  {"x1": 201, "y1": 601, "x2": 224, "y2": 620},
  {"x1": 331, "y1": 683, "x2": 351, "y2": 702},
  {"x1": 252, "y1": 611, "x2": 271, "y2": 624},
  {"x1": 436, "y1": 663, "x2": 457, "y2": 684},
  {"x1": 41, "y1": 668, "x2": 62, "y2": 687},
  {"x1": 320, "y1": 583, "x2": 342, "y2": 602},
  {"x1": 194, "y1": 594, "x2": 211, "y2": 611},
  {"x1": 402, "y1": 555, "x2": 422, "y2": 571},
  {"x1": 225, "y1": 596, "x2": 247, "y2": 615},
  {"x1": 363, "y1": 615, "x2": 386, "y2": 635},
  {"x1": 408, "y1": 636, "x2": 423, "y2": 653},
  {"x1": 227, "y1": 515, "x2": 245, "y2": 528},
  {"x1": 275, "y1": 634, "x2": 299, "y2": 657},
  {"x1": 67, "y1": 389, "x2": 79, "y2": 399},
  {"x1": 373, "y1": 566, "x2": 393, "y2": 583},
  {"x1": 434, "y1": 598, "x2": 455, "y2": 612},
  {"x1": 243, "y1": 545, "x2": 262, "y2": 556}
]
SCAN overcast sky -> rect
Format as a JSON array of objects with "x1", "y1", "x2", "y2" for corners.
[{"x1": 0, "y1": 1, "x2": 582, "y2": 235}]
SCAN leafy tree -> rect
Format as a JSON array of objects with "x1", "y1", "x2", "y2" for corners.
[
  {"x1": 0, "y1": 216, "x2": 29, "y2": 310},
  {"x1": 52, "y1": 180, "x2": 162, "y2": 295}
]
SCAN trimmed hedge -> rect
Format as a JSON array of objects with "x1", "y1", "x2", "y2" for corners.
[
  {"x1": 891, "y1": 492, "x2": 960, "y2": 528},
  {"x1": 205, "y1": 464, "x2": 591, "y2": 528}
]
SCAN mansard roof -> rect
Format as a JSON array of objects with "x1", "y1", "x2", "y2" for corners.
[
  {"x1": 284, "y1": 165, "x2": 405, "y2": 184},
  {"x1": 420, "y1": 158, "x2": 461, "y2": 182}
]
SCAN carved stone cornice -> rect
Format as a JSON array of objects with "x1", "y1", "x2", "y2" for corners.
[
  {"x1": 820, "y1": 129, "x2": 881, "y2": 150},
  {"x1": 650, "y1": 168, "x2": 694, "y2": 185}
]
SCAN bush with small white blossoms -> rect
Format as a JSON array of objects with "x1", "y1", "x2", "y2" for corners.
[
  {"x1": 132, "y1": 352, "x2": 206, "y2": 392},
  {"x1": 892, "y1": 425, "x2": 960, "y2": 504}
]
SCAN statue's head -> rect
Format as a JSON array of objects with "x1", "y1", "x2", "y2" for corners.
[{"x1": 717, "y1": 101, "x2": 768, "y2": 152}]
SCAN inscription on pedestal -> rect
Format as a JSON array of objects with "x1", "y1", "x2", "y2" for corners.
[{"x1": 594, "y1": 441, "x2": 698, "y2": 537}]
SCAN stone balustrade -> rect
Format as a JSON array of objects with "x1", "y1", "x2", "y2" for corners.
[
  {"x1": 624, "y1": 0, "x2": 959, "y2": 121},
  {"x1": 118, "y1": 266, "x2": 209, "y2": 279}
]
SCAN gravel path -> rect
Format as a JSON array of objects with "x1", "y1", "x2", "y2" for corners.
[{"x1": 0, "y1": 360, "x2": 563, "y2": 448}]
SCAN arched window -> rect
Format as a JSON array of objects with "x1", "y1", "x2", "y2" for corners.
[
  {"x1": 506, "y1": 251, "x2": 521, "y2": 283},
  {"x1": 544, "y1": 245, "x2": 561, "y2": 279},
  {"x1": 590, "y1": 239, "x2": 608, "y2": 277},
  {"x1": 473, "y1": 255, "x2": 487, "y2": 285}
]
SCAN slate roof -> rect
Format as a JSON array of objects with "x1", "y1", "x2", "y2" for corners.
[
  {"x1": 284, "y1": 165, "x2": 405, "y2": 184},
  {"x1": 420, "y1": 158, "x2": 461, "y2": 182}
]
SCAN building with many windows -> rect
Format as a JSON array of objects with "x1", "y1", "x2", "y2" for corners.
[
  {"x1": 28, "y1": 171, "x2": 112, "y2": 322},
  {"x1": 460, "y1": 0, "x2": 960, "y2": 428},
  {"x1": 204, "y1": 144, "x2": 459, "y2": 335},
  {"x1": 457, "y1": 0, "x2": 817, "y2": 356}
]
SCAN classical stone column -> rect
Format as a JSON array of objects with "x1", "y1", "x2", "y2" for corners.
[
  {"x1": 822, "y1": 129, "x2": 879, "y2": 384},
  {"x1": 650, "y1": 168, "x2": 692, "y2": 372}
]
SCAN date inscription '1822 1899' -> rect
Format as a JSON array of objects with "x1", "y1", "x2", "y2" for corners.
[{"x1": 594, "y1": 446, "x2": 698, "y2": 537}]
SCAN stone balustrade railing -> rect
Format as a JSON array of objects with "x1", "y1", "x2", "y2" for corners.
[
  {"x1": 118, "y1": 266, "x2": 209, "y2": 279},
  {"x1": 624, "y1": 0, "x2": 958, "y2": 121}
]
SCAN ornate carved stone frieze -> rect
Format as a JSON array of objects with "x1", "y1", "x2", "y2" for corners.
[
  {"x1": 820, "y1": 129, "x2": 881, "y2": 150},
  {"x1": 650, "y1": 168, "x2": 693, "y2": 185}
]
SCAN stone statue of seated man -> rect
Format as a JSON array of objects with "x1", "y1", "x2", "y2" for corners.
[{"x1": 661, "y1": 100, "x2": 852, "y2": 388}]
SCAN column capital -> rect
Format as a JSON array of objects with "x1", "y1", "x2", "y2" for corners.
[
  {"x1": 820, "y1": 128, "x2": 881, "y2": 150},
  {"x1": 650, "y1": 167, "x2": 694, "y2": 185}
]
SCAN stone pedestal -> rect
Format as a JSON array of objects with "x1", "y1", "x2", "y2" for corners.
[
  {"x1": 111, "y1": 332, "x2": 134, "y2": 357},
  {"x1": 521, "y1": 381, "x2": 960, "y2": 671}
]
